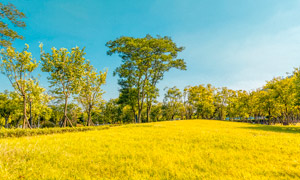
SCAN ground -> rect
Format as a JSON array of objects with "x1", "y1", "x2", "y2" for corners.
[{"x1": 0, "y1": 120, "x2": 300, "y2": 179}]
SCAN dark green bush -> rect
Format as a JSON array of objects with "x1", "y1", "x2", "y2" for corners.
[
  {"x1": 41, "y1": 121, "x2": 56, "y2": 128},
  {"x1": 0, "y1": 125, "x2": 110, "y2": 138}
]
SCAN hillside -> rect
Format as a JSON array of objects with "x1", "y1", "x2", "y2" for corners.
[{"x1": 0, "y1": 120, "x2": 300, "y2": 179}]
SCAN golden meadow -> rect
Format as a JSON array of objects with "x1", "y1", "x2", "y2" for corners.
[{"x1": 0, "y1": 120, "x2": 299, "y2": 179}]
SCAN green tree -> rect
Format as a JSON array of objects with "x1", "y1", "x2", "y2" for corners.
[
  {"x1": 0, "y1": 91, "x2": 17, "y2": 128},
  {"x1": 0, "y1": 44, "x2": 38, "y2": 128},
  {"x1": 106, "y1": 35, "x2": 186, "y2": 123},
  {"x1": 40, "y1": 44, "x2": 86, "y2": 127},
  {"x1": 186, "y1": 84, "x2": 215, "y2": 119},
  {"x1": 214, "y1": 87, "x2": 229, "y2": 120},
  {"x1": 27, "y1": 81, "x2": 52, "y2": 128},
  {"x1": 265, "y1": 76, "x2": 296, "y2": 125},
  {"x1": 0, "y1": 3, "x2": 26, "y2": 47},
  {"x1": 163, "y1": 86, "x2": 183, "y2": 120},
  {"x1": 77, "y1": 61, "x2": 107, "y2": 126}
]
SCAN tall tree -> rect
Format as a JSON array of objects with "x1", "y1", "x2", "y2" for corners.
[
  {"x1": 106, "y1": 35, "x2": 186, "y2": 123},
  {"x1": 0, "y1": 3, "x2": 26, "y2": 47},
  {"x1": 40, "y1": 44, "x2": 86, "y2": 127},
  {"x1": 77, "y1": 61, "x2": 107, "y2": 126},
  {"x1": 0, "y1": 44, "x2": 38, "y2": 128}
]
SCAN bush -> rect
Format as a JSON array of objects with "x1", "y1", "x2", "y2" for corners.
[
  {"x1": 0, "y1": 125, "x2": 110, "y2": 139},
  {"x1": 41, "y1": 121, "x2": 56, "y2": 128}
]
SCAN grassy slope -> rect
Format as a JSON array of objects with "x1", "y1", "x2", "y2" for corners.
[{"x1": 0, "y1": 120, "x2": 300, "y2": 179}]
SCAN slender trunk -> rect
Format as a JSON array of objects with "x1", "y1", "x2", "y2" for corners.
[
  {"x1": 15, "y1": 116, "x2": 21, "y2": 128},
  {"x1": 147, "y1": 102, "x2": 152, "y2": 123},
  {"x1": 63, "y1": 96, "x2": 68, "y2": 127},
  {"x1": 5, "y1": 116, "x2": 9, "y2": 128},
  {"x1": 137, "y1": 109, "x2": 142, "y2": 123},
  {"x1": 87, "y1": 105, "x2": 93, "y2": 126},
  {"x1": 131, "y1": 106, "x2": 136, "y2": 123},
  {"x1": 268, "y1": 109, "x2": 271, "y2": 125},
  {"x1": 23, "y1": 95, "x2": 27, "y2": 129},
  {"x1": 137, "y1": 93, "x2": 142, "y2": 123},
  {"x1": 38, "y1": 116, "x2": 40, "y2": 128},
  {"x1": 88, "y1": 112, "x2": 92, "y2": 126},
  {"x1": 285, "y1": 106, "x2": 289, "y2": 125}
]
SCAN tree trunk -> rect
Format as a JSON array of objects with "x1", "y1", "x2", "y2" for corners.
[
  {"x1": 87, "y1": 105, "x2": 93, "y2": 126},
  {"x1": 22, "y1": 95, "x2": 27, "y2": 129},
  {"x1": 137, "y1": 109, "x2": 142, "y2": 123},
  {"x1": 132, "y1": 108, "x2": 136, "y2": 123},
  {"x1": 62, "y1": 96, "x2": 68, "y2": 127},
  {"x1": 5, "y1": 116, "x2": 9, "y2": 128},
  {"x1": 146, "y1": 102, "x2": 152, "y2": 123}
]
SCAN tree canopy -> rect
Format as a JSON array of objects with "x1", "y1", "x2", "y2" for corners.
[{"x1": 0, "y1": 3, "x2": 26, "y2": 47}]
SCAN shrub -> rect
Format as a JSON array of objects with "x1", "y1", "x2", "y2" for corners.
[{"x1": 0, "y1": 125, "x2": 110, "y2": 139}]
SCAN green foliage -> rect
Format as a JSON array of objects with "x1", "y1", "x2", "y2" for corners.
[
  {"x1": 0, "y1": 44, "x2": 38, "y2": 128},
  {"x1": 0, "y1": 91, "x2": 17, "y2": 128},
  {"x1": 40, "y1": 44, "x2": 86, "y2": 127},
  {"x1": 106, "y1": 35, "x2": 186, "y2": 123},
  {"x1": 185, "y1": 84, "x2": 215, "y2": 119},
  {"x1": 0, "y1": 3, "x2": 26, "y2": 47},
  {"x1": 77, "y1": 61, "x2": 107, "y2": 126},
  {"x1": 163, "y1": 86, "x2": 183, "y2": 120}
]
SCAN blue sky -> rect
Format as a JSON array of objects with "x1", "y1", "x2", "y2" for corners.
[{"x1": 2, "y1": 0, "x2": 300, "y2": 100}]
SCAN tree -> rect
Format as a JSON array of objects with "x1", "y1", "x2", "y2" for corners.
[
  {"x1": 214, "y1": 87, "x2": 229, "y2": 120},
  {"x1": 106, "y1": 35, "x2": 186, "y2": 123},
  {"x1": 0, "y1": 3, "x2": 26, "y2": 47},
  {"x1": 0, "y1": 91, "x2": 17, "y2": 128},
  {"x1": 163, "y1": 86, "x2": 183, "y2": 120},
  {"x1": 0, "y1": 44, "x2": 38, "y2": 128},
  {"x1": 265, "y1": 76, "x2": 296, "y2": 125},
  {"x1": 77, "y1": 61, "x2": 107, "y2": 126},
  {"x1": 40, "y1": 44, "x2": 86, "y2": 127},
  {"x1": 101, "y1": 99, "x2": 122, "y2": 124},
  {"x1": 186, "y1": 84, "x2": 215, "y2": 119},
  {"x1": 27, "y1": 81, "x2": 52, "y2": 128}
]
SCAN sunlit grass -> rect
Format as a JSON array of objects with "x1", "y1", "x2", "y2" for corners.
[{"x1": 0, "y1": 120, "x2": 300, "y2": 179}]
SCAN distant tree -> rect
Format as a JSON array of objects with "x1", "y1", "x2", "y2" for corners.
[
  {"x1": 0, "y1": 3, "x2": 26, "y2": 47},
  {"x1": 77, "y1": 61, "x2": 107, "y2": 126},
  {"x1": 27, "y1": 81, "x2": 52, "y2": 128},
  {"x1": 183, "y1": 86, "x2": 194, "y2": 119},
  {"x1": 0, "y1": 91, "x2": 18, "y2": 128},
  {"x1": 265, "y1": 76, "x2": 296, "y2": 125},
  {"x1": 0, "y1": 44, "x2": 38, "y2": 128},
  {"x1": 106, "y1": 35, "x2": 186, "y2": 123},
  {"x1": 186, "y1": 84, "x2": 215, "y2": 119},
  {"x1": 214, "y1": 87, "x2": 229, "y2": 120},
  {"x1": 163, "y1": 86, "x2": 183, "y2": 120},
  {"x1": 150, "y1": 102, "x2": 163, "y2": 121},
  {"x1": 40, "y1": 44, "x2": 86, "y2": 127},
  {"x1": 102, "y1": 99, "x2": 121, "y2": 124},
  {"x1": 117, "y1": 82, "x2": 138, "y2": 123}
]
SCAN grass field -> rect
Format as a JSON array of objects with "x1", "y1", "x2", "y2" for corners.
[{"x1": 1, "y1": 120, "x2": 300, "y2": 179}]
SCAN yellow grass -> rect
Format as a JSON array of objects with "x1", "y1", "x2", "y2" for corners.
[{"x1": 0, "y1": 120, "x2": 300, "y2": 179}]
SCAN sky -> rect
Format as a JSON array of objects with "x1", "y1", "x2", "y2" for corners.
[{"x1": 2, "y1": 0, "x2": 300, "y2": 101}]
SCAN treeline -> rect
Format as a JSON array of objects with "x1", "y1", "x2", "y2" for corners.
[
  {"x1": 161, "y1": 71, "x2": 300, "y2": 125},
  {"x1": 100, "y1": 69, "x2": 300, "y2": 125}
]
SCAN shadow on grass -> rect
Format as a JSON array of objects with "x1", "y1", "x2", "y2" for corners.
[{"x1": 241, "y1": 125, "x2": 300, "y2": 134}]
